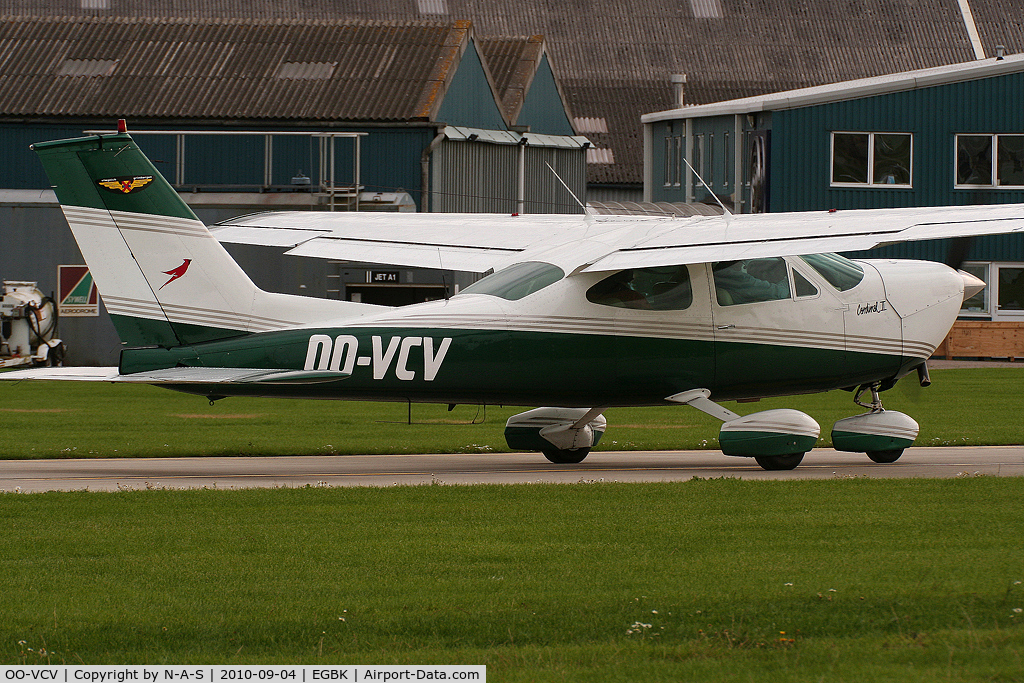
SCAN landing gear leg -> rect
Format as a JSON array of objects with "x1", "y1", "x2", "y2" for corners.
[{"x1": 853, "y1": 382, "x2": 884, "y2": 413}]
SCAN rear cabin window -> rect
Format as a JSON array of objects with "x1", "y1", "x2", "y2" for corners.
[
  {"x1": 799, "y1": 253, "x2": 864, "y2": 291},
  {"x1": 712, "y1": 257, "x2": 791, "y2": 306},
  {"x1": 587, "y1": 265, "x2": 692, "y2": 310},
  {"x1": 461, "y1": 261, "x2": 564, "y2": 301}
]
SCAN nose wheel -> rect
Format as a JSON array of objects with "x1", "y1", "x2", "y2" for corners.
[
  {"x1": 754, "y1": 453, "x2": 805, "y2": 470},
  {"x1": 833, "y1": 382, "x2": 918, "y2": 463}
]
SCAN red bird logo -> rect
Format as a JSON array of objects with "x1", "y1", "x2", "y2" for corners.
[{"x1": 159, "y1": 259, "x2": 192, "y2": 290}]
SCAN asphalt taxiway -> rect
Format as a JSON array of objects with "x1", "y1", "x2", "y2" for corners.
[{"x1": 1, "y1": 446, "x2": 1022, "y2": 492}]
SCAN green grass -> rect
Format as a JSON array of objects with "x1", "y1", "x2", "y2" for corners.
[
  {"x1": 2, "y1": 479, "x2": 1023, "y2": 680},
  {"x1": 1, "y1": 367, "x2": 1021, "y2": 458}
]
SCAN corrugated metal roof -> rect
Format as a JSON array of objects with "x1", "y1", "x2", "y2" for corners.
[
  {"x1": 3, "y1": 0, "x2": 1022, "y2": 186},
  {"x1": 0, "y1": 15, "x2": 471, "y2": 121},
  {"x1": 478, "y1": 35, "x2": 543, "y2": 123}
]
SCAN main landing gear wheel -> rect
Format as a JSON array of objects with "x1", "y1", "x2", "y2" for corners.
[
  {"x1": 754, "y1": 453, "x2": 805, "y2": 471},
  {"x1": 542, "y1": 447, "x2": 591, "y2": 464},
  {"x1": 866, "y1": 449, "x2": 904, "y2": 463}
]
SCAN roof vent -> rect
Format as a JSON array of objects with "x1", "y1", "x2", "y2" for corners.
[
  {"x1": 997, "y1": 45, "x2": 1006, "y2": 60},
  {"x1": 671, "y1": 74, "x2": 687, "y2": 108}
]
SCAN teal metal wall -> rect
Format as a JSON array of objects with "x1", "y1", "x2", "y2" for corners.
[
  {"x1": 0, "y1": 124, "x2": 99, "y2": 189},
  {"x1": 517, "y1": 55, "x2": 575, "y2": 136},
  {"x1": 0, "y1": 123, "x2": 436, "y2": 209},
  {"x1": 648, "y1": 115, "x2": 737, "y2": 205},
  {"x1": 649, "y1": 71, "x2": 1024, "y2": 262},
  {"x1": 772, "y1": 71, "x2": 1024, "y2": 212},
  {"x1": 437, "y1": 42, "x2": 508, "y2": 131},
  {"x1": 772, "y1": 72, "x2": 1024, "y2": 262}
]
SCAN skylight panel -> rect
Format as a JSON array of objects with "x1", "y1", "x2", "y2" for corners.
[
  {"x1": 573, "y1": 117, "x2": 609, "y2": 134},
  {"x1": 690, "y1": 0, "x2": 723, "y2": 19},
  {"x1": 417, "y1": 0, "x2": 449, "y2": 14},
  {"x1": 58, "y1": 59, "x2": 118, "y2": 76},
  {"x1": 276, "y1": 62, "x2": 337, "y2": 80}
]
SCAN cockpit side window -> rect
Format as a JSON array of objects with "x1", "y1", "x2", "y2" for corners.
[
  {"x1": 799, "y1": 253, "x2": 865, "y2": 291},
  {"x1": 587, "y1": 265, "x2": 692, "y2": 310},
  {"x1": 713, "y1": 257, "x2": 791, "y2": 306},
  {"x1": 461, "y1": 261, "x2": 565, "y2": 301}
]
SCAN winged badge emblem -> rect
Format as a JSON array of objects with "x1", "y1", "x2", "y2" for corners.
[{"x1": 97, "y1": 176, "x2": 154, "y2": 194}]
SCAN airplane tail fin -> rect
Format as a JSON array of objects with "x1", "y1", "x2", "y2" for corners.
[{"x1": 33, "y1": 124, "x2": 375, "y2": 348}]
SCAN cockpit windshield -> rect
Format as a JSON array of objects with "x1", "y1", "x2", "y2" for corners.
[
  {"x1": 799, "y1": 253, "x2": 865, "y2": 291},
  {"x1": 461, "y1": 261, "x2": 565, "y2": 301}
]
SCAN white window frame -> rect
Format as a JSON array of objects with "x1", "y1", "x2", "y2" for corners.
[
  {"x1": 959, "y1": 261, "x2": 991, "y2": 317},
  {"x1": 954, "y1": 134, "x2": 1024, "y2": 189},
  {"x1": 788, "y1": 259, "x2": 821, "y2": 301},
  {"x1": 830, "y1": 131, "x2": 913, "y2": 188},
  {"x1": 993, "y1": 262, "x2": 1024, "y2": 321}
]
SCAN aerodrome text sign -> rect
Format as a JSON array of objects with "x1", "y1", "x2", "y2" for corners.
[
  {"x1": 0, "y1": 667, "x2": 485, "y2": 682},
  {"x1": 58, "y1": 265, "x2": 99, "y2": 317}
]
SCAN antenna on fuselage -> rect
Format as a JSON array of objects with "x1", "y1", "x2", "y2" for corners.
[
  {"x1": 681, "y1": 157, "x2": 733, "y2": 229},
  {"x1": 544, "y1": 161, "x2": 596, "y2": 217},
  {"x1": 438, "y1": 247, "x2": 450, "y2": 301}
]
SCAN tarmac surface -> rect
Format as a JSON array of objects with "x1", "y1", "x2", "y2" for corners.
[{"x1": 1, "y1": 446, "x2": 1022, "y2": 492}]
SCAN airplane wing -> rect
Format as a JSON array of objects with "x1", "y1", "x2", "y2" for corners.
[
  {"x1": 581, "y1": 203, "x2": 1024, "y2": 272},
  {"x1": 211, "y1": 203, "x2": 1024, "y2": 275},
  {"x1": 1, "y1": 367, "x2": 350, "y2": 384},
  {"x1": 212, "y1": 211, "x2": 593, "y2": 273}
]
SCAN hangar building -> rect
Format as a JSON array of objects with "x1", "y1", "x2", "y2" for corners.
[
  {"x1": 0, "y1": 16, "x2": 586, "y2": 364},
  {"x1": 642, "y1": 53, "x2": 1024, "y2": 346}
]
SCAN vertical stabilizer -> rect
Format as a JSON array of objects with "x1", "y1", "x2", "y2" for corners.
[{"x1": 33, "y1": 129, "x2": 376, "y2": 347}]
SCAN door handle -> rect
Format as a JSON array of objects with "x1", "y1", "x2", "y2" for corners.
[{"x1": 717, "y1": 324, "x2": 735, "y2": 330}]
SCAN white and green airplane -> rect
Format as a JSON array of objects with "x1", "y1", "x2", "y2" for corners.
[{"x1": 6, "y1": 124, "x2": 1024, "y2": 470}]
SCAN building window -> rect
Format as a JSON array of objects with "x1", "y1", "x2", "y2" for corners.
[
  {"x1": 831, "y1": 132, "x2": 912, "y2": 187},
  {"x1": 723, "y1": 131, "x2": 730, "y2": 188},
  {"x1": 956, "y1": 134, "x2": 1024, "y2": 187},
  {"x1": 693, "y1": 134, "x2": 704, "y2": 187},
  {"x1": 664, "y1": 133, "x2": 682, "y2": 187},
  {"x1": 959, "y1": 262, "x2": 990, "y2": 316},
  {"x1": 997, "y1": 265, "x2": 1024, "y2": 315}
]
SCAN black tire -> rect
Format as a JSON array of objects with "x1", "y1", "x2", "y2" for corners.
[
  {"x1": 542, "y1": 447, "x2": 590, "y2": 464},
  {"x1": 866, "y1": 449, "x2": 904, "y2": 463},
  {"x1": 754, "y1": 453, "x2": 804, "y2": 471}
]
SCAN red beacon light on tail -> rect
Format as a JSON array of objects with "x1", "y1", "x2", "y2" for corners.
[{"x1": 117, "y1": 119, "x2": 128, "y2": 134}]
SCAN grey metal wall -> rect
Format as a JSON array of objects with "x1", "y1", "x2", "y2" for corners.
[
  {"x1": 432, "y1": 140, "x2": 586, "y2": 214},
  {"x1": 0, "y1": 198, "x2": 123, "y2": 366}
]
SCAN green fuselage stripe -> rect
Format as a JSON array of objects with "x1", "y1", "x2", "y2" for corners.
[{"x1": 119, "y1": 325, "x2": 911, "y2": 406}]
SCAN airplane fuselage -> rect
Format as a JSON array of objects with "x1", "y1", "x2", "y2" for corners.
[{"x1": 121, "y1": 257, "x2": 962, "y2": 407}]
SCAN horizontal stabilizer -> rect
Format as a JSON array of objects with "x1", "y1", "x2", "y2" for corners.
[
  {"x1": 1, "y1": 367, "x2": 121, "y2": 381},
  {"x1": 1, "y1": 367, "x2": 350, "y2": 385}
]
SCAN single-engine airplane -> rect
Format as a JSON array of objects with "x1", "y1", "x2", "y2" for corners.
[{"x1": 5, "y1": 124, "x2": 1024, "y2": 469}]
